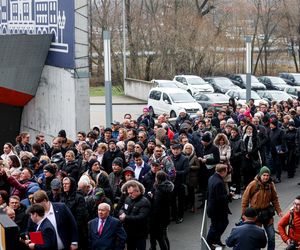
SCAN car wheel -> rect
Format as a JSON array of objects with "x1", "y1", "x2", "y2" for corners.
[
  {"x1": 187, "y1": 90, "x2": 192, "y2": 96},
  {"x1": 170, "y1": 111, "x2": 176, "y2": 118},
  {"x1": 148, "y1": 106, "x2": 155, "y2": 118}
]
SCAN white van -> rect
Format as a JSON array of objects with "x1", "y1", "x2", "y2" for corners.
[
  {"x1": 147, "y1": 87, "x2": 203, "y2": 118},
  {"x1": 173, "y1": 75, "x2": 214, "y2": 95}
]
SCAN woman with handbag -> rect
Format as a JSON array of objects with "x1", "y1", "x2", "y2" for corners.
[{"x1": 213, "y1": 133, "x2": 232, "y2": 193}]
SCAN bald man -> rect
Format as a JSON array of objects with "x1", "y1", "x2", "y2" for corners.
[{"x1": 88, "y1": 203, "x2": 126, "y2": 250}]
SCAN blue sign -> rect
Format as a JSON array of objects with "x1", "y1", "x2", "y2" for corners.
[{"x1": 0, "y1": 0, "x2": 75, "y2": 69}]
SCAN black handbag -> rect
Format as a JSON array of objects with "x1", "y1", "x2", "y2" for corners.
[{"x1": 257, "y1": 205, "x2": 275, "y2": 224}]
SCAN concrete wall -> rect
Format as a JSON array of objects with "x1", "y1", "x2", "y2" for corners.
[
  {"x1": 124, "y1": 78, "x2": 155, "y2": 101},
  {"x1": 20, "y1": 0, "x2": 89, "y2": 143}
]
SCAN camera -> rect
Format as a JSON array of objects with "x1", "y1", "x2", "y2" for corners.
[{"x1": 286, "y1": 240, "x2": 298, "y2": 250}]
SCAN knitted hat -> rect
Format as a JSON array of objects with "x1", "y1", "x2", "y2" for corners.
[
  {"x1": 244, "y1": 207, "x2": 257, "y2": 218},
  {"x1": 259, "y1": 166, "x2": 270, "y2": 176},
  {"x1": 112, "y1": 157, "x2": 123, "y2": 168},
  {"x1": 58, "y1": 129, "x2": 66, "y2": 138},
  {"x1": 88, "y1": 159, "x2": 99, "y2": 169},
  {"x1": 94, "y1": 188, "x2": 105, "y2": 201},
  {"x1": 201, "y1": 132, "x2": 212, "y2": 143},
  {"x1": 44, "y1": 164, "x2": 56, "y2": 175},
  {"x1": 50, "y1": 179, "x2": 62, "y2": 190},
  {"x1": 135, "y1": 141, "x2": 145, "y2": 150}
]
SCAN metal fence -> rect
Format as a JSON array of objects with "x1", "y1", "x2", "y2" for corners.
[{"x1": 200, "y1": 200, "x2": 211, "y2": 250}]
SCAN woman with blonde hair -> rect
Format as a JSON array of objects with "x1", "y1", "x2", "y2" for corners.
[
  {"x1": 213, "y1": 133, "x2": 231, "y2": 192},
  {"x1": 182, "y1": 143, "x2": 200, "y2": 212},
  {"x1": 95, "y1": 143, "x2": 108, "y2": 164},
  {"x1": 118, "y1": 128, "x2": 128, "y2": 141}
]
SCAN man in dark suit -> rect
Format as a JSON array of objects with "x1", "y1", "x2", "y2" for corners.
[
  {"x1": 132, "y1": 152, "x2": 150, "y2": 183},
  {"x1": 88, "y1": 203, "x2": 126, "y2": 250},
  {"x1": 32, "y1": 190, "x2": 78, "y2": 250},
  {"x1": 26, "y1": 204, "x2": 58, "y2": 250},
  {"x1": 206, "y1": 164, "x2": 233, "y2": 249}
]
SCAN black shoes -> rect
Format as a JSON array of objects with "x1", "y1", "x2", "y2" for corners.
[
  {"x1": 176, "y1": 218, "x2": 184, "y2": 224},
  {"x1": 274, "y1": 178, "x2": 281, "y2": 183}
]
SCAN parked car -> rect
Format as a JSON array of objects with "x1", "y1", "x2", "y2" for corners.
[
  {"x1": 173, "y1": 75, "x2": 214, "y2": 95},
  {"x1": 228, "y1": 74, "x2": 266, "y2": 90},
  {"x1": 284, "y1": 86, "x2": 300, "y2": 99},
  {"x1": 279, "y1": 72, "x2": 300, "y2": 86},
  {"x1": 204, "y1": 76, "x2": 241, "y2": 93},
  {"x1": 147, "y1": 87, "x2": 203, "y2": 118},
  {"x1": 257, "y1": 76, "x2": 289, "y2": 90},
  {"x1": 151, "y1": 79, "x2": 179, "y2": 88},
  {"x1": 194, "y1": 93, "x2": 229, "y2": 111},
  {"x1": 225, "y1": 89, "x2": 268, "y2": 106},
  {"x1": 257, "y1": 90, "x2": 293, "y2": 103}
]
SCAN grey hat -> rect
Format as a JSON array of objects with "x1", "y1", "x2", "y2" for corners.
[{"x1": 50, "y1": 179, "x2": 62, "y2": 190}]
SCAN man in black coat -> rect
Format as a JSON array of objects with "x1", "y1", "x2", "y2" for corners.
[
  {"x1": 198, "y1": 132, "x2": 220, "y2": 207},
  {"x1": 170, "y1": 143, "x2": 189, "y2": 224},
  {"x1": 206, "y1": 164, "x2": 232, "y2": 248},
  {"x1": 102, "y1": 139, "x2": 125, "y2": 174},
  {"x1": 226, "y1": 207, "x2": 267, "y2": 250},
  {"x1": 119, "y1": 180, "x2": 151, "y2": 250},
  {"x1": 26, "y1": 204, "x2": 58, "y2": 250}
]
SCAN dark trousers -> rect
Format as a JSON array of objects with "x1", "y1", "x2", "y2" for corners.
[
  {"x1": 231, "y1": 162, "x2": 241, "y2": 194},
  {"x1": 171, "y1": 184, "x2": 185, "y2": 219},
  {"x1": 127, "y1": 237, "x2": 146, "y2": 250},
  {"x1": 150, "y1": 226, "x2": 169, "y2": 250},
  {"x1": 271, "y1": 152, "x2": 282, "y2": 180},
  {"x1": 287, "y1": 149, "x2": 296, "y2": 177},
  {"x1": 206, "y1": 216, "x2": 229, "y2": 245}
]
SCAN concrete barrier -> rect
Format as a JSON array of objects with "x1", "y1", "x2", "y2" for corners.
[{"x1": 124, "y1": 78, "x2": 155, "y2": 101}]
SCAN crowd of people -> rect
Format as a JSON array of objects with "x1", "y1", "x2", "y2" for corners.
[{"x1": 0, "y1": 97, "x2": 300, "y2": 249}]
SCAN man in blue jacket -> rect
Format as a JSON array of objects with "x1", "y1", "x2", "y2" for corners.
[
  {"x1": 226, "y1": 207, "x2": 267, "y2": 250},
  {"x1": 88, "y1": 203, "x2": 126, "y2": 250}
]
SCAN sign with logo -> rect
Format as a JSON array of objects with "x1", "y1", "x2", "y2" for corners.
[{"x1": 0, "y1": 0, "x2": 75, "y2": 69}]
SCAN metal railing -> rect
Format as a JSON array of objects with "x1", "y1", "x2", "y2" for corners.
[{"x1": 200, "y1": 200, "x2": 211, "y2": 250}]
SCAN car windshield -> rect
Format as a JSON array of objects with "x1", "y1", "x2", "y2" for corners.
[
  {"x1": 269, "y1": 77, "x2": 287, "y2": 85},
  {"x1": 240, "y1": 75, "x2": 260, "y2": 83},
  {"x1": 208, "y1": 94, "x2": 229, "y2": 102},
  {"x1": 292, "y1": 74, "x2": 300, "y2": 82},
  {"x1": 271, "y1": 92, "x2": 291, "y2": 100},
  {"x1": 239, "y1": 91, "x2": 260, "y2": 100},
  {"x1": 158, "y1": 82, "x2": 177, "y2": 87},
  {"x1": 214, "y1": 78, "x2": 235, "y2": 87},
  {"x1": 187, "y1": 77, "x2": 207, "y2": 85},
  {"x1": 170, "y1": 93, "x2": 195, "y2": 103}
]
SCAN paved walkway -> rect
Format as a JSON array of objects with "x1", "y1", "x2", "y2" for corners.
[{"x1": 90, "y1": 95, "x2": 146, "y2": 105}]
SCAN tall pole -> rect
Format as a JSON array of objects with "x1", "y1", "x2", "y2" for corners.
[
  {"x1": 122, "y1": 0, "x2": 126, "y2": 82},
  {"x1": 103, "y1": 31, "x2": 112, "y2": 127},
  {"x1": 245, "y1": 36, "x2": 252, "y2": 102}
]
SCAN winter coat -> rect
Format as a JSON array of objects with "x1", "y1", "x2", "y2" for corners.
[
  {"x1": 171, "y1": 153, "x2": 189, "y2": 187},
  {"x1": 284, "y1": 128, "x2": 297, "y2": 150},
  {"x1": 229, "y1": 135, "x2": 245, "y2": 164},
  {"x1": 60, "y1": 178, "x2": 88, "y2": 227},
  {"x1": 108, "y1": 171, "x2": 122, "y2": 203},
  {"x1": 278, "y1": 209, "x2": 300, "y2": 243},
  {"x1": 201, "y1": 143, "x2": 220, "y2": 169},
  {"x1": 150, "y1": 180, "x2": 174, "y2": 227},
  {"x1": 185, "y1": 153, "x2": 200, "y2": 187},
  {"x1": 148, "y1": 153, "x2": 176, "y2": 181},
  {"x1": 207, "y1": 172, "x2": 231, "y2": 219},
  {"x1": 120, "y1": 194, "x2": 151, "y2": 238},
  {"x1": 226, "y1": 221, "x2": 267, "y2": 250},
  {"x1": 61, "y1": 160, "x2": 79, "y2": 182},
  {"x1": 142, "y1": 171, "x2": 156, "y2": 195},
  {"x1": 241, "y1": 176, "x2": 282, "y2": 215},
  {"x1": 102, "y1": 149, "x2": 125, "y2": 174},
  {"x1": 269, "y1": 127, "x2": 285, "y2": 154}
]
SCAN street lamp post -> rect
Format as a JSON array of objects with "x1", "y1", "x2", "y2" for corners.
[
  {"x1": 122, "y1": 0, "x2": 126, "y2": 82},
  {"x1": 103, "y1": 31, "x2": 112, "y2": 127},
  {"x1": 245, "y1": 36, "x2": 252, "y2": 102}
]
